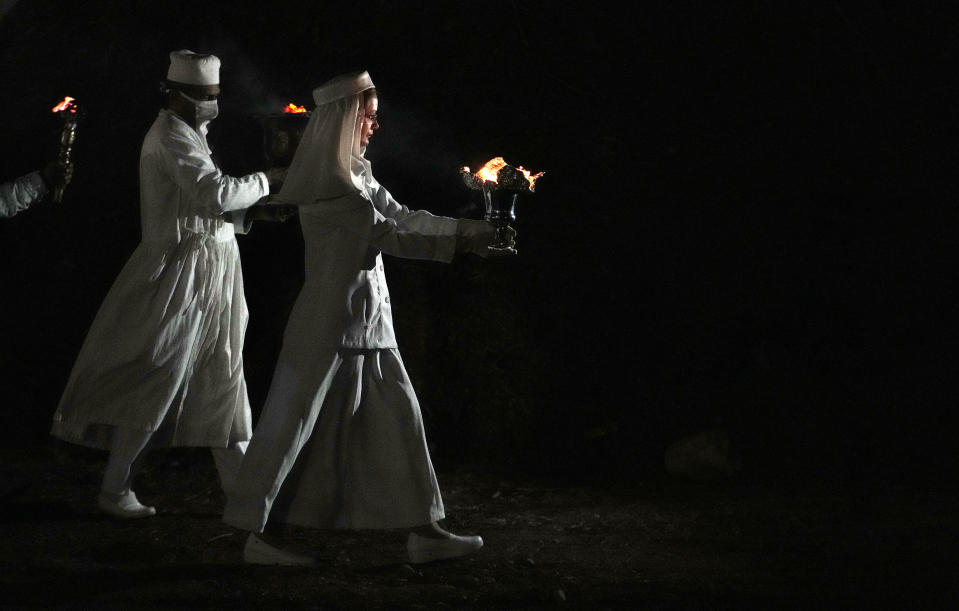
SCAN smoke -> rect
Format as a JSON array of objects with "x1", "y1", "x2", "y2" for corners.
[
  {"x1": 366, "y1": 99, "x2": 483, "y2": 217},
  {"x1": 0, "y1": 0, "x2": 21, "y2": 21},
  {"x1": 370, "y1": 101, "x2": 459, "y2": 172},
  {"x1": 198, "y1": 36, "x2": 289, "y2": 117}
]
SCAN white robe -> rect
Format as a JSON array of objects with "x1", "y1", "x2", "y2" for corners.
[
  {"x1": 51, "y1": 109, "x2": 269, "y2": 449},
  {"x1": 0, "y1": 171, "x2": 46, "y2": 218},
  {"x1": 223, "y1": 184, "x2": 459, "y2": 531}
]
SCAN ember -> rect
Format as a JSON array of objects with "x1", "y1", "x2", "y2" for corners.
[
  {"x1": 283, "y1": 103, "x2": 307, "y2": 114},
  {"x1": 461, "y1": 157, "x2": 544, "y2": 192}
]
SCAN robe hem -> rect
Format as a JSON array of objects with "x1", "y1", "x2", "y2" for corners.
[
  {"x1": 51, "y1": 420, "x2": 248, "y2": 451},
  {"x1": 223, "y1": 496, "x2": 445, "y2": 532}
]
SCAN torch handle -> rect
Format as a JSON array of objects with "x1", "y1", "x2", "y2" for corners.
[
  {"x1": 482, "y1": 191, "x2": 518, "y2": 252},
  {"x1": 52, "y1": 118, "x2": 78, "y2": 204}
]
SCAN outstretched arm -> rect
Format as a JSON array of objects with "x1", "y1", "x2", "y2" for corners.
[
  {"x1": 163, "y1": 132, "x2": 269, "y2": 214},
  {"x1": 369, "y1": 209, "x2": 459, "y2": 262},
  {"x1": 370, "y1": 185, "x2": 512, "y2": 258}
]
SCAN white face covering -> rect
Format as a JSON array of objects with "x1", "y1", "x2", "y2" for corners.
[{"x1": 178, "y1": 91, "x2": 219, "y2": 132}]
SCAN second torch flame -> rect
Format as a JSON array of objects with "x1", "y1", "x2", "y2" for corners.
[
  {"x1": 51, "y1": 96, "x2": 77, "y2": 114},
  {"x1": 283, "y1": 103, "x2": 307, "y2": 114}
]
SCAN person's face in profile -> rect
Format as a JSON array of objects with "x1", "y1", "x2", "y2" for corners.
[
  {"x1": 359, "y1": 96, "x2": 379, "y2": 148},
  {"x1": 167, "y1": 83, "x2": 221, "y2": 128}
]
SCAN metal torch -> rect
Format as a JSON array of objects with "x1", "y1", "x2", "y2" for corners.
[
  {"x1": 50, "y1": 96, "x2": 81, "y2": 203},
  {"x1": 461, "y1": 158, "x2": 544, "y2": 254}
]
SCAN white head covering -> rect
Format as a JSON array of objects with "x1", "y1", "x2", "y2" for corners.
[
  {"x1": 167, "y1": 50, "x2": 220, "y2": 86},
  {"x1": 276, "y1": 70, "x2": 377, "y2": 204}
]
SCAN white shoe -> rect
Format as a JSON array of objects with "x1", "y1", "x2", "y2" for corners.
[
  {"x1": 97, "y1": 490, "x2": 156, "y2": 519},
  {"x1": 243, "y1": 533, "x2": 317, "y2": 566},
  {"x1": 407, "y1": 531, "x2": 484, "y2": 564}
]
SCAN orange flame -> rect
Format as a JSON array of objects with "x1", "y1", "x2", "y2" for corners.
[
  {"x1": 51, "y1": 96, "x2": 76, "y2": 113},
  {"x1": 475, "y1": 157, "x2": 508, "y2": 183},
  {"x1": 517, "y1": 166, "x2": 545, "y2": 190},
  {"x1": 283, "y1": 103, "x2": 307, "y2": 114},
  {"x1": 468, "y1": 157, "x2": 543, "y2": 190}
]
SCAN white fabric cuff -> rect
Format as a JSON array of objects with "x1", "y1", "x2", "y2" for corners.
[
  {"x1": 25, "y1": 170, "x2": 48, "y2": 199},
  {"x1": 256, "y1": 171, "x2": 269, "y2": 194},
  {"x1": 226, "y1": 208, "x2": 254, "y2": 234}
]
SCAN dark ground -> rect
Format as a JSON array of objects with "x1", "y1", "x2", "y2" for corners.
[{"x1": 2, "y1": 442, "x2": 957, "y2": 609}]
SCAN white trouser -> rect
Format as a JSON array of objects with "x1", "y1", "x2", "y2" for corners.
[{"x1": 101, "y1": 426, "x2": 248, "y2": 496}]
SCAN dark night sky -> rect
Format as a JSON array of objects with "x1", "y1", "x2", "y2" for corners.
[{"x1": 1, "y1": 2, "x2": 957, "y2": 480}]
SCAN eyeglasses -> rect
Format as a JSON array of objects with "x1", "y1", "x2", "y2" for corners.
[{"x1": 362, "y1": 112, "x2": 379, "y2": 125}]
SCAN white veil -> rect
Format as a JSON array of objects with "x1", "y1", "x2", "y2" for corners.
[{"x1": 275, "y1": 70, "x2": 377, "y2": 205}]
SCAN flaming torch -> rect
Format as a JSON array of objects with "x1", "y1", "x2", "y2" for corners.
[
  {"x1": 50, "y1": 96, "x2": 81, "y2": 203},
  {"x1": 460, "y1": 157, "x2": 544, "y2": 253},
  {"x1": 255, "y1": 102, "x2": 311, "y2": 167}
]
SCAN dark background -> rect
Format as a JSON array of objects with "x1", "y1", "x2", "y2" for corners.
[{"x1": 1, "y1": 1, "x2": 956, "y2": 484}]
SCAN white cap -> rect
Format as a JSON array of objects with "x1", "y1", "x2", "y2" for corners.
[
  {"x1": 166, "y1": 50, "x2": 220, "y2": 86},
  {"x1": 312, "y1": 70, "x2": 374, "y2": 106}
]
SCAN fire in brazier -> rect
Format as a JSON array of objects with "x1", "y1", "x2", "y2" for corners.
[
  {"x1": 460, "y1": 157, "x2": 544, "y2": 253},
  {"x1": 256, "y1": 103, "x2": 311, "y2": 167}
]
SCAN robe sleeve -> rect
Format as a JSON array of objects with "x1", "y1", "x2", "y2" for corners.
[
  {"x1": 162, "y1": 131, "x2": 268, "y2": 215},
  {"x1": 368, "y1": 208, "x2": 458, "y2": 262},
  {"x1": 0, "y1": 171, "x2": 47, "y2": 218},
  {"x1": 369, "y1": 183, "x2": 460, "y2": 236},
  {"x1": 312, "y1": 193, "x2": 458, "y2": 263},
  {"x1": 369, "y1": 186, "x2": 458, "y2": 262}
]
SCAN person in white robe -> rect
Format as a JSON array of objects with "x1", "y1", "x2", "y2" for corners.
[
  {"x1": 1, "y1": 162, "x2": 72, "y2": 218},
  {"x1": 51, "y1": 50, "x2": 290, "y2": 519},
  {"x1": 222, "y1": 70, "x2": 509, "y2": 565}
]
